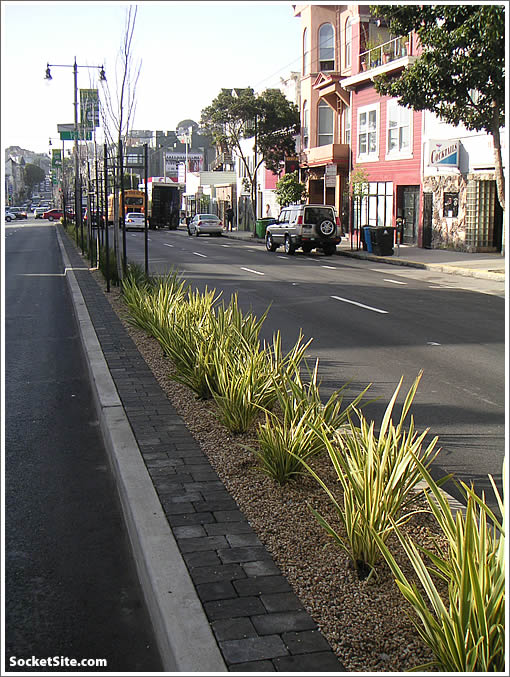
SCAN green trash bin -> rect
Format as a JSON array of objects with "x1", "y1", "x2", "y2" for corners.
[{"x1": 255, "y1": 217, "x2": 275, "y2": 239}]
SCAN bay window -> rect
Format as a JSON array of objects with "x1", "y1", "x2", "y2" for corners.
[{"x1": 318, "y1": 101, "x2": 333, "y2": 146}]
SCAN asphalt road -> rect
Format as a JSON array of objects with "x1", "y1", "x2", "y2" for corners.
[
  {"x1": 125, "y1": 227, "x2": 505, "y2": 509},
  {"x1": 5, "y1": 221, "x2": 162, "y2": 671}
]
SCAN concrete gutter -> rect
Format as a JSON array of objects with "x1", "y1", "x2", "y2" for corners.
[
  {"x1": 336, "y1": 248, "x2": 505, "y2": 282},
  {"x1": 56, "y1": 229, "x2": 227, "y2": 673}
]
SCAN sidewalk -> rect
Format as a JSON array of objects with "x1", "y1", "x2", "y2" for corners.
[
  {"x1": 57, "y1": 226, "x2": 345, "y2": 673},
  {"x1": 221, "y1": 228, "x2": 506, "y2": 282}
]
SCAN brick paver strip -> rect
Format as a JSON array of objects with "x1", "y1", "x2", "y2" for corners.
[{"x1": 59, "y1": 228, "x2": 346, "y2": 672}]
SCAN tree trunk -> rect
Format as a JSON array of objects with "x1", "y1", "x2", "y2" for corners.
[{"x1": 491, "y1": 105, "x2": 505, "y2": 212}]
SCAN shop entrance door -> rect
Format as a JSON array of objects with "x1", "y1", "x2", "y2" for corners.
[{"x1": 398, "y1": 186, "x2": 420, "y2": 245}]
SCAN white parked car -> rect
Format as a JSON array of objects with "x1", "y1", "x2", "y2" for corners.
[
  {"x1": 187, "y1": 213, "x2": 224, "y2": 237},
  {"x1": 125, "y1": 212, "x2": 146, "y2": 231},
  {"x1": 265, "y1": 204, "x2": 341, "y2": 256},
  {"x1": 5, "y1": 209, "x2": 17, "y2": 222},
  {"x1": 33, "y1": 207, "x2": 47, "y2": 219}
]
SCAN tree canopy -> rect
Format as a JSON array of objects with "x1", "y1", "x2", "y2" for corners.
[
  {"x1": 24, "y1": 163, "x2": 45, "y2": 192},
  {"x1": 370, "y1": 4, "x2": 505, "y2": 209},
  {"x1": 201, "y1": 87, "x2": 300, "y2": 212},
  {"x1": 275, "y1": 171, "x2": 307, "y2": 207}
]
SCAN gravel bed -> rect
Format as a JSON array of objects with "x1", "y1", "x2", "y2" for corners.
[{"x1": 92, "y1": 269, "x2": 448, "y2": 673}]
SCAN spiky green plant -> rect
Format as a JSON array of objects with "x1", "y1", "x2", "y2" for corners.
[
  {"x1": 210, "y1": 337, "x2": 275, "y2": 434},
  {"x1": 300, "y1": 372, "x2": 443, "y2": 578},
  {"x1": 253, "y1": 358, "x2": 367, "y2": 485},
  {"x1": 154, "y1": 286, "x2": 221, "y2": 399},
  {"x1": 373, "y1": 458, "x2": 505, "y2": 672}
]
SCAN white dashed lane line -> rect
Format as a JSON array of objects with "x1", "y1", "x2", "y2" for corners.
[
  {"x1": 384, "y1": 278, "x2": 407, "y2": 285},
  {"x1": 163, "y1": 243, "x2": 174, "y2": 248},
  {"x1": 240, "y1": 267, "x2": 265, "y2": 276},
  {"x1": 193, "y1": 252, "x2": 207, "y2": 258},
  {"x1": 331, "y1": 295, "x2": 388, "y2": 314}
]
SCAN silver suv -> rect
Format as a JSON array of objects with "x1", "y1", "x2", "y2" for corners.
[{"x1": 265, "y1": 204, "x2": 341, "y2": 256}]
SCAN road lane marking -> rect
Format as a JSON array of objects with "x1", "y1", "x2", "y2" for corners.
[
  {"x1": 20, "y1": 267, "x2": 90, "y2": 277},
  {"x1": 221, "y1": 244, "x2": 230, "y2": 247},
  {"x1": 331, "y1": 295, "x2": 388, "y2": 314},
  {"x1": 193, "y1": 252, "x2": 207, "y2": 258},
  {"x1": 321, "y1": 265, "x2": 336, "y2": 269},
  {"x1": 277, "y1": 256, "x2": 289, "y2": 260},
  {"x1": 241, "y1": 267, "x2": 265, "y2": 276},
  {"x1": 163, "y1": 243, "x2": 174, "y2": 248},
  {"x1": 384, "y1": 278, "x2": 407, "y2": 285},
  {"x1": 427, "y1": 341, "x2": 441, "y2": 346}
]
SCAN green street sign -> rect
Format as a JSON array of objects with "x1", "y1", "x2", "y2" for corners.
[
  {"x1": 57, "y1": 122, "x2": 92, "y2": 141},
  {"x1": 59, "y1": 130, "x2": 92, "y2": 141}
]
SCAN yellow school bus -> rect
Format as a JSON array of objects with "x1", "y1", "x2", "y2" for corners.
[{"x1": 107, "y1": 189, "x2": 145, "y2": 224}]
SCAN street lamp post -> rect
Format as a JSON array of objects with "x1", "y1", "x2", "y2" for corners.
[{"x1": 45, "y1": 58, "x2": 106, "y2": 253}]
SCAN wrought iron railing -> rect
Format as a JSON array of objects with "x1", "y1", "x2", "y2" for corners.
[{"x1": 359, "y1": 35, "x2": 411, "y2": 71}]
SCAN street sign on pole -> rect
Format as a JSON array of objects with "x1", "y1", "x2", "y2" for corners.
[{"x1": 57, "y1": 123, "x2": 92, "y2": 141}]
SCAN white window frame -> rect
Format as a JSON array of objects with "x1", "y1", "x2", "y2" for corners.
[
  {"x1": 317, "y1": 101, "x2": 333, "y2": 147},
  {"x1": 318, "y1": 23, "x2": 335, "y2": 71},
  {"x1": 344, "y1": 18, "x2": 352, "y2": 69},
  {"x1": 357, "y1": 102, "x2": 380, "y2": 162},
  {"x1": 303, "y1": 28, "x2": 310, "y2": 76},
  {"x1": 302, "y1": 100, "x2": 309, "y2": 149},
  {"x1": 343, "y1": 106, "x2": 351, "y2": 145},
  {"x1": 386, "y1": 99, "x2": 413, "y2": 160}
]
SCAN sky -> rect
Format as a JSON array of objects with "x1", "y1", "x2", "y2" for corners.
[{"x1": 1, "y1": 1, "x2": 303, "y2": 155}]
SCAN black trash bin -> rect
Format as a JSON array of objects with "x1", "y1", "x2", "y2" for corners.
[{"x1": 371, "y1": 226, "x2": 395, "y2": 256}]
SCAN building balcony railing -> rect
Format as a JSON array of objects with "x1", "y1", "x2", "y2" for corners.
[
  {"x1": 302, "y1": 143, "x2": 349, "y2": 171},
  {"x1": 359, "y1": 35, "x2": 411, "y2": 72},
  {"x1": 210, "y1": 152, "x2": 233, "y2": 171}
]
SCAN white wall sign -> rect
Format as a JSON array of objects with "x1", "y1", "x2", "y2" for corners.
[
  {"x1": 325, "y1": 163, "x2": 337, "y2": 187},
  {"x1": 429, "y1": 140, "x2": 459, "y2": 167}
]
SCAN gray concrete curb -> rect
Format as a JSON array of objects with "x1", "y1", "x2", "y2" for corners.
[
  {"x1": 56, "y1": 229, "x2": 227, "y2": 673},
  {"x1": 336, "y1": 248, "x2": 505, "y2": 281}
]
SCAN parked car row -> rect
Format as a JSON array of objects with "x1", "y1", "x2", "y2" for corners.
[{"x1": 5, "y1": 206, "x2": 28, "y2": 220}]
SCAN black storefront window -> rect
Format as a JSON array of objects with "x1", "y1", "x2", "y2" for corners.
[{"x1": 443, "y1": 192, "x2": 459, "y2": 218}]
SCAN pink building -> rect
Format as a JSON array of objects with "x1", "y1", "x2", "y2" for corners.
[{"x1": 294, "y1": 5, "x2": 424, "y2": 245}]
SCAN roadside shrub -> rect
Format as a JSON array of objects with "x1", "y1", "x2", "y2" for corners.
[
  {"x1": 99, "y1": 247, "x2": 120, "y2": 285},
  {"x1": 122, "y1": 269, "x2": 186, "y2": 334},
  {"x1": 373, "y1": 458, "x2": 505, "y2": 672},
  {"x1": 210, "y1": 333, "x2": 276, "y2": 433},
  {"x1": 253, "y1": 357, "x2": 367, "y2": 485},
  {"x1": 210, "y1": 327, "x2": 310, "y2": 434},
  {"x1": 156, "y1": 286, "x2": 222, "y2": 399},
  {"x1": 301, "y1": 372, "x2": 443, "y2": 579}
]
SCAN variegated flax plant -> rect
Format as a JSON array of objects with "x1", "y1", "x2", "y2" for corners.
[
  {"x1": 300, "y1": 371, "x2": 443, "y2": 580},
  {"x1": 254, "y1": 355, "x2": 368, "y2": 485},
  {"x1": 373, "y1": 457, "x2": 505, "y2": 672}
]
